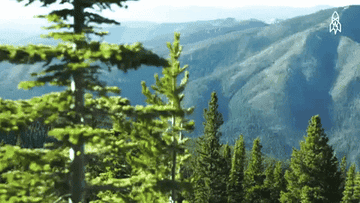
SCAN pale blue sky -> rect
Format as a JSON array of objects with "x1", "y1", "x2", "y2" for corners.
[{"x1": 1, "y1": 0, "x2": 358, "y2": 29}]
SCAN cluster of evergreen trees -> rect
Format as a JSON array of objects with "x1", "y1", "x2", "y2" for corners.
[
  {"x1": 1, "y1": 0, "x2": 360, "y2": 203},
  {"x1": 178, "y1": 91, "x2": 360, "y2": 203}
]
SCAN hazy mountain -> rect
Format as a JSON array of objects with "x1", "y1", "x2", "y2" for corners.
[
  {"x1": 176, "y1": 5, "x2": 360, "y2": 168},
  {"x1": 2, "y1": 5, "x2": 360, "y2": 171}
]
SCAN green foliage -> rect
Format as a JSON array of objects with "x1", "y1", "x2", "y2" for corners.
[
  {"x1": 3, "y1": 2, "x2": 360, "y2": 203},
  {"x1": 141, "y1": 31, "x2": 195, "y2": 202},
  {"x1": 243, "y1": 137, "x2": 268, "y2": 202},
  {"x1": 0, "y1": 145, "x2": 70, "y2": 202},
  {"x1": 191, "y1": 91, "x2": 227, "y2": 203},
  {"x1": 272, "y1": 161, "x2": 287, "y2": 202},
  {"x1": 352, "y1": 172, "x2": 360, "y2": 200},
  {"x1": 0, "y1": 1, "x2": 190, "y2": 203},
  {"x1": 341, "y1": 163, "x2": 358, "y2": 202},
  {"x1": 222, "y1": 143, "x2": 232, "y2": 170},
  {"x1": 280, "y1": 115, "x2": 343, "y2": 203},
  {"x1": 339, "y1": 155, "x2": 349, "y2": 199},
  {"x1": 227, "y1": 134, "x2": 247, "y2": 203},
  {"x1": 222, "y1": 143, "x2": 232, "y2": 201}
]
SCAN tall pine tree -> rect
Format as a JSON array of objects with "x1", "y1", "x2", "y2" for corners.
[
  {"x1": 192, "y1": 91, "x2": 227, "y2": 203},
  {"x1": 243, "y1": 137, "x2": 268, "y2": 203},
  {"x1": 339, "y1": 155, "x2": 349, "y2": 199},
  {"x1": 272, "y1": 161, "x2": 287, "y2": 202},
  {"x1": 280, "y1": 115, "x2": 343, "y2": 203},
  {"x1": 263, "y1": 161, "x2": 276, "y2": 202},
  {"x1": 140, "y1": 32, "x2": 195, "y2": 203},
  {"x1": 227, "y1": 134, "x2": 247, "y2": 203},
  {"x1": 222, "y1": 143, "x2": 232, "y2": 201},
  {"x1": 352, "y1": 171, "x2": 360, "y2": 200},
  {"x1": 0, "y1": 0, "x2": 193, "y2": 202},
  {"x1": 341, "y1": 163, "x2": 358, "y2": 202}
]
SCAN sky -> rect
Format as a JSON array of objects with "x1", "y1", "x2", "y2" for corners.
[{"x1": 1, "y1": 0, "x2": 359, "y2": 29}]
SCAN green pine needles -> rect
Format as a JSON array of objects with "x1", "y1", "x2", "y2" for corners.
[
  {"x1": 0, "y1": 0, "x2": 193, "y2": 202},
  {"x1": 280, "y1": 115, "x2": 343, "y2": 203},
  {"x1": 1, "y1": 1, "x2": 360, "y2": 203},
  {"x1": 190, "y1": 91, "x2": 228, "y2": 203}
]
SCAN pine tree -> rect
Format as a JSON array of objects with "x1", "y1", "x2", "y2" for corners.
[
  {"x1": 263, "y1": 161, "x2": 275, "y2": 187},
  {"x1": 179, "y1": 137, "x2": 201, "y2": 202},
  {"x1": 272, "y1": 161, "x2": 287, "y2": 203},
  {"x1": 280, "y1": 115, "x2": 343, "y2": 203},
  {"x1": 192, "y1": 91, "x2": 227, "y2": 203},
  {"x1": 0, "y1": 0, "x2": 191, "y2": 202},
  {"x1": 243, "y1": 137, "x2": 269, "y2": 203},
  {"x1": 222, "y1": 143, "x2": 232, "y2": 201},
  {"x1": 339, "y1": 155, "x2": 348, "y2": 199},
  {"x1": 222, "y1": 143, "x2": 232, "y2": 173},
  {"x1": 140, "y1": 31, "x2": 195, "y2": 202},
  {"x1": 263, "y1": 161, "x2": 275, "y2": 202},
  {"x1": 352, "y1": 171, "x2": 360, "y2": 200},
  {"x1": 191, "y1": 135, "x2": 209, "y2": 203},
  {"x1": 227, "y1": 134, "x2": 247, "y2": 203},
  {"x1": 341, "y1": 163, "x2": 357, "y2": 202}
]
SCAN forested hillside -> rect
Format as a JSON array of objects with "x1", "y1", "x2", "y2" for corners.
[
  {"x1": 3, "y1": 5, "x2": 360, "y2": 173},
  {"x1": 1, "y1": 1, "x2": 360, "y2": 202}
]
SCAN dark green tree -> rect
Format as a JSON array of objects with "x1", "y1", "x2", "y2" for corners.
[
  {"x1": 339, "y1": 155, "x2": 348, "y2": 199},
  {"x1": 0, "y1": 0, "x2": 194, "y2": 202},
  {"x1": 222, "y1": 143, "x2": 232, "y2": 201},
  {"x1": 263, "y1": 161, "x2": 275, "y2": 202},
  {"x1": 222, "y1": 143, "x2": 232, "y2": 173},
  {"x1": 243, "y1": 137, "x2": 268, "y2": 203},
  {"x1": 227, "y1": 134, "x2": 247, "y2": 203},
  {"x1": 341, "y1": 163, "x2": 358, "y2": 203},
  {"x1": 191, "y1": 135, "x2": 209, "y2": 203},
  {"x1": 263, "y1": 161, "x2": 275, "y2": 187},
  {"x1": 280, "y1": 115, "x2": 343, "y2": 203},
  {"x1": 192, "y1": 91, "x2": 227, "y2": 203},
  {"x1": 272, "y1": 161, "x2": 287, "y2": 202}
]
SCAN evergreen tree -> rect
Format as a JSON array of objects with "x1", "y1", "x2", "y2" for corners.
[
  {"x1": 280, "y1": 115, "x2": 343, "y2": 203},
  {"x1": 341, "y1": 163, "x2": 357, "y2": 203},
  {"x1": 140, "y1": 32, "x2": 195, "y2": 202},
  {"x1": 243, "y1": 137, "x2": 269, "y2": 203},
  {"x1": 263, "y1": 162, "x2": 275, "y2": 188},
  {"x1": 180, "y1": 137, "x2": 201, "y2": 202},
  {"x1": 222, "y1": 143, "x2": 232, "y2": 173},
  {"x1": 191, "y1": 135, "x2": 209, "y2": 203},
  {"x1": 339, "y1": 155, "x2": 348, "y2": 199},
  {"x1": 263, "y1": 161, "x2": 275, "y2": 202},
  {"x1": 222, "y1": 143, "x2": 232, "y2": 201},
  {"x1": 192, "y1": 91, "x2": 227, "y2": 203},
  {"x1": 0, "y1": 0, "x2": 193, "y2": 202},
  {"x1": 227, "y1": 134, "x2": 247, "y2": 203},
  {"x1": 352, "y1": 172, "x2": 360, "y2": 200},
  {"x1": 272, "y1": 161, "x2": 287, "y2": 203}
]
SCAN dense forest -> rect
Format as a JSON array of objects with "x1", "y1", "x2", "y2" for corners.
[
  {"x1": 2, "y1": 89, "x2": 360, "y2": 202},
  {"x1": 1, "y1": 0, "x2": 360, "y2": 203}
]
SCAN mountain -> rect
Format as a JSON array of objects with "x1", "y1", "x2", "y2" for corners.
[
  {"x1": 177, "y1": 5, "x2": 360, "y2": 168},
  {"x1": 2, "y1": 5, "x2": 360, "y2": 171}
]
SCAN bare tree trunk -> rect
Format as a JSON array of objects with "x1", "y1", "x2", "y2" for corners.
[{"x1": 69, "y1": 1, "x2": 86, "y2": 202}]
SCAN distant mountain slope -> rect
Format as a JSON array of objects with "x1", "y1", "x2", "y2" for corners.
[
  {"x1": 180, "y1": 5, "x2": 360, "y2": 167},
  {"x1": 3, "y1": 5, "x2": 360, "y2": 172},
  {"x1": 141, "y1": 18, "x2": 268, "y2": 50}
]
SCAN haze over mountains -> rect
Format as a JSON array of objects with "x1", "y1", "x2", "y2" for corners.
[{"x1": 2, "y1": 5, "x2": 360, "y2": 171}]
